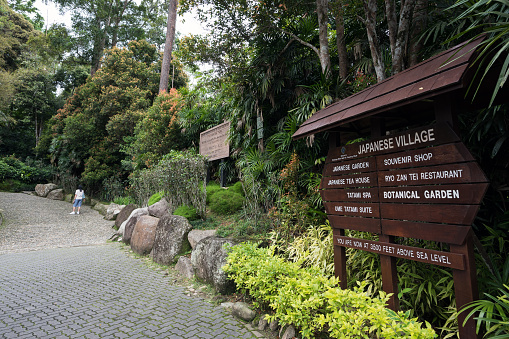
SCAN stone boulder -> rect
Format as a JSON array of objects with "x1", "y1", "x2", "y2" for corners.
[
  {"x1": 281, "y1": 325, "x2": 296, "y2": 339},
  {"x1": 220, "y1": 302, "x2": 235, "y2": 311},
  {"x1": 258, "y1": 316, "x2": 269, "y2": 331},
  {"x1": 191, "y1": 237, "x2": 236, "y2": 294},
  {"x1": 175, "y1": 256, "x2": 194, "y2": 279},
  {"x1": 92, "y1": 203, "x2": 108, "y2": 216},
  {"x1": 122, "y1": 207, "x2": 149, "y2": 244},
  {"x1": 64, "y1": 194, "x2": 73, "y2": 203},
  {"x1": 269, "y1": 319, "x2": 279, "y2": 331},
  {"x1": 130, "y1": 215, "x2": 160, "y2": 255},
  {"x1": 35, "y1": 183, "x2": 58, "y2": 197},
  {"x1": 188, "y1": 229, "x2": 217, "y2": 250},
  {"x1": 115, "y1": 204, "x2": 137, "y2": 230},
  {"x1": 89, "y1": 198, "x2": 101, "y2": 207},
  {"x1": 151, "y1": 214, "x2": 192, "y2": 266},
  {"x1": 232, "y1": 302, "x2": 256, "y2": 321},
  {"x1": 104, "y1": 203, "x2": 125, "y2": 221},
  {"x1": 46, "y1": 189, "x2": 64, "y2": 200},
  {"x1": 148, "y1": 198, "x2": 169, "y2": 218}
]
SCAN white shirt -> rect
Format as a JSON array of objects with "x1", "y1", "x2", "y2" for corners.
[{"x1": 75, "y1": 189, "x2": 84, "y2": 199}]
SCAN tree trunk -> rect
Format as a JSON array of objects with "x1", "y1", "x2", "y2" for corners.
[
  {"x1": 112, "y1": 0, "x2": 131, "y2": 48},
  {"x1": 91, "y1": 17, "x2": 110, "y2": 76},
  {"x1": 159, "y1": 0, "x2": 178, "y2": 93},
  {"x1": 316, "y1": 0, "x2": 332, "y2": 75},
  {"x1": 392, "y1": 0, "x2": 415, "y2": 74},
  {"x1": 385, "y1": 0, "x2": 397, "y2": 63},
  {"x1": 332, "y1": 1, "x2": 349, "y2": 80},
  {"x1": 34, "y1": 109, "x2": 39, "y2": 147},
  {"x1": 363, "y1": 0, "x2": 385, "y2": 82},
  {"x1": 408, "y1": 0, "x2": 428, "y2": 66}
]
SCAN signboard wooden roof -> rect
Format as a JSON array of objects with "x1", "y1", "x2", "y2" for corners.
[{"x1": 293, "y1": 38, "x2": 487, "y2": 140}]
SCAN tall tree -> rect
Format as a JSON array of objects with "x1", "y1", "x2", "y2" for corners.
[
  {"x1": 0, "y1": 0, "x2": 39, "y2": 72},
  {"x1": 362, "y1": 0, "x2": 385, "y2": 81},
  {"x1": 331, "y1": 0, "x2": 349, "y2": 80},
  {"x1": 11, "y1": 66, "x2": 57, "y2": 146},
  {"x1": 52, "y1": 0, "x2": 168, "y2": 76},
  {"x1": 385, "y1": 0, "x2": 415, "y2": 74},
  {"x1": 316, "y1": 0, "x2": 332, "y2": 74},
  {"x1": 46, "y1": 40, "x2": 187, "y2": 188},
  {"x1": 159, "y1": 0, "x2": 177, "y2": 93},
  {"x1": 7, "y1": 0, "x2": 44, "y2": 30}
]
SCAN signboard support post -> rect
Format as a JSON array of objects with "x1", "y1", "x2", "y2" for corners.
[
  {"x1": 220, "y1": 159, "x2": 226, "y2": 187},
  {"x1": 334, "y1": 229, "x2": 348, "y2": 289},
  {"x1": 371, "y1": 117, "x2": 400, "y2": 310},
  {"x1": 329, "y1": 132, "x2": 348, "y2": 289},
  {"x1": 435, "y1": 94, "x2": 479, "y2": 339},
  {"x1": 379, "y1": 235, "x2": 400, "y2": 310},
  {"x1": 451, "y1": 228, "x2": 480, "y2": 339},
  {"x1": 206, "y1": 166, "x2": 211, "y2": 184}
]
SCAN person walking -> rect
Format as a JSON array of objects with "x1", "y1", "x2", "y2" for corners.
[{"x1": 70, "y1": 185, "x2": 85, "y2": 215}]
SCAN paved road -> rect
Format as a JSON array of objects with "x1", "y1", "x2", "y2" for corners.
[{"x1": 0, "y1": 193, "x2": 262, "y2": 338}]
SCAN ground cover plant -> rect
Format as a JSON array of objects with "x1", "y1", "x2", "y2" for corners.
[{"x1": 224, "y1": 242, "x2": 437, "y2": 339}]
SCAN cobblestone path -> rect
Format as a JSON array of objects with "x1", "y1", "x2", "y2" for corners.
[{"x1": 0, "y1": 193, "x2": 261, "y2": 338}]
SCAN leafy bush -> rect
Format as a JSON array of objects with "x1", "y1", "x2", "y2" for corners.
[
  {"x1": 101, "y1": 176, "x2": 125, "y2": 202},
  {"x1": 460, "y1": 284, "x2": 509, "y2": 338},
  {"x1": 280, "y1": 225, "x2": 456, "y2": 332},
  {"x1": 216, "y1": 216, "x2": 272, "y2": 238},
  {"x1": 173, "y1": 205, "x2": 199, "y2": 221},
  {"x1": 148, "y1": 191, "x2": 163, "y2": 206},
  {"x1": 113, "y1": 196, "x2": 136, "y2": 205},
  {"x1": 0, "y1": 156, "x2": 52, "y2": 184},
  {"x1": 0, "y1": 179, "x2": 33, "y2": 192},
  {"x1": 0, "y1": 161, "x2": 11, "y2": 181},
  {"x1": 284, "y1": 223, "x2": 334, "y2": 275},
  {"x1": 206, "y1": 182, "x2": 221, "y2": 204},
  {"x1": 130, "y1": 150, "x2": 207, "y2": 217},
  {"x1": 209, "y1": 190, "x2": 244, "y2": 215},
  {"x1": 224, "y1": 242, "x2": 437, "y2": 339},
  {"x1": 229, "y1": 181, "x2": 245, "y2": 196}
]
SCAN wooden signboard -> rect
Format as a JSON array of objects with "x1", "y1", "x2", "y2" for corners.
[
  {"x1": 321, "y1": 122, "x2": 489, "y2": 339},
  {"x1": 321, "y1": 123, "x2": 489, "y2": 238},
  {"x1": 199, "y1": 121, "x2": 231, "y2": 161}
]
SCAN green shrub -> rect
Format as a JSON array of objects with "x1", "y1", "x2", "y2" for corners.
[
  {"x1": 113, "y1": 196, "x2": 136, "y2": 205},
  {"x1": 209, "y1": 190, "x2": 244, "y2": 215},
  {"x1": 173, "y1": 204, "x2": 200, "y2": 221},
  {"x1": 148, "y1": 191, "x2": 163, "y2": 206},
  {"x1": 229, "y1": 181, "x2": 245, "y2": 196},
  {"x1": 224, "y1": 242, "x2": 437, "y2": 339},
  {"x1": 217, "y1": 217, "x2": 272, "y2": 238},
  {"x1": 129, "y1": 150, "x2": 207, "y2": 217},
  {"x1": 0, "y1": 156, "x2": 52, "y2": 184},
  {"x1": 0, "y1": 179, "x2": 32, "y2": 192},
  {"x1": 206, "y1": 182, "x2": 221, "y2": 204},
  {"x1": 284, "y1": 223, "x2": 334, "y2": 275},
  {"x1": 0, "y1": 161, "x2": 12, "y2": 181},
  {"x1": 101, "y1": 177, "x2": 125, "y2": 202}
]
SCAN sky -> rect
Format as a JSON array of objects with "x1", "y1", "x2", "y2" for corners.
[{"x1": 33, "y1": 0, "x2": 207, "y2": 38}]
